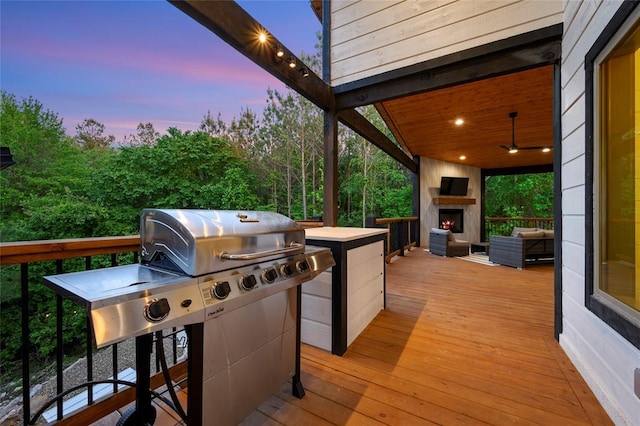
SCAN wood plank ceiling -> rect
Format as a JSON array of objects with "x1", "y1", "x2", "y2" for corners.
[{"x1": 377, "y1": 65, "x2": 555, "y2": 170}]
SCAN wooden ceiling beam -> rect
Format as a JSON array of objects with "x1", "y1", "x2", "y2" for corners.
[
  {"x1": 170, "y1": 1, "x2": 415, "y2": 174},
  {"x1": 338, "y1": 109, "x2": 417, "y2": 173},
  {"x1": 169, "y1": 0, "x2": 333, "y2": 110}
]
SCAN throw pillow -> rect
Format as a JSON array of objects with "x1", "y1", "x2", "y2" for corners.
[
  {"x1": 517, "y1": 231, "x2": 545, "y2": 238},
  {"x1": 511, "y1": 227, "x2": 538, "y2": 237}
]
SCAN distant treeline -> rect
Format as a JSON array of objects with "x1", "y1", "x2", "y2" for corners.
[{"x1": 0, "y1": 87, "x2": 413, "y2": 243}]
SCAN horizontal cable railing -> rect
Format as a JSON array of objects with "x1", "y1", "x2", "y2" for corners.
[
  {"x1": 485, "y1": 217, "x2": 554, "y2": 240},
  {"x1": 365, "y1": 216, "x2": 419, "y2": 263},
  {"x1": 0, "y1": 236, "x2": 187, "y2": 425}
]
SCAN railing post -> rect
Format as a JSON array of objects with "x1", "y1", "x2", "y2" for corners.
[
  {"x1": 398, "y1": 220, "x2": 406, "y2": 257},
  {"x1": 21, "y1": 263, "x2": 30, "y2": 426}
]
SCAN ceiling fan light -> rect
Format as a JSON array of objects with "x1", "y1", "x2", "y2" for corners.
[
  {"x1": 509, "y1": 147, "x2": 518, "y2": 154},
  {"x1": 542, "y1": 147, "x2": 551, "y2": 153}
]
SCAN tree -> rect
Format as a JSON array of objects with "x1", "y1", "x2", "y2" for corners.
[
  {"x1": 90, "y1": 128, "x2": 259, "y2": 214},
  {"x1": 336, "y1": 105, "x2": 413, "y2": 226},
  {"x1": 74, "y1": 118, "x2": 115, "y2": 150},
  {"x1": 228, "y1": 108, "x2": 260, "y2": 159},
  {"x1": 485, "y1": 173, "x2": 554, "y2": 217},
  {"x1": 0, "y1": 92, "x2": 98, "y2": 241},
  {"x1": 199, "y1": 110, "x2": 227, "y2": 138},
  {"x1": 123, "y1": 122, "x2": 159, "y2": 146}
]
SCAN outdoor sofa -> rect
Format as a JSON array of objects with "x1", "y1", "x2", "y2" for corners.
[
  {"x1": 489, "y1": 227, "x2": 554, "y2": 269},
  {"x1": 429, "y1": 228, "x2": 470, "y2": 257}
]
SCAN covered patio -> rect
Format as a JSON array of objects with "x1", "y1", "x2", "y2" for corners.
[{"x1": 98, "y1": 251, "x2": 609, "y2": 425}]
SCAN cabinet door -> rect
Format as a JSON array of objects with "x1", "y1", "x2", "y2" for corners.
[
  {"x1": 347, "y1": 241, "x2": 384, "y2": 346},
  {"x1": 300, "y1": 269, "x2": 333, "y2": 351}
]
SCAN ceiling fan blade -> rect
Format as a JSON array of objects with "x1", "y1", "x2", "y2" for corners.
[
  {"x1": 499, "y1": 145, "x2": 513, "y2": 151},
  {"x1": 517, "y1": 145, "x2": 553, "y2": 150}
]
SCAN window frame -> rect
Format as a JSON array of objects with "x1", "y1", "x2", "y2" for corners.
[{"x1": 585, "y1": 0, "x2": 640, "y2": 351}]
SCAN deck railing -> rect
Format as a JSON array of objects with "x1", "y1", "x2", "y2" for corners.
[
  {"x1": 0, "y1": 236, "x2": 187, "y2": 425},
  {"x1": 365, "y1": 216, "x2": 419, "y2": 263},
  {"x1": 484, "y1": 217, "x2": 554, "y2": 241}
]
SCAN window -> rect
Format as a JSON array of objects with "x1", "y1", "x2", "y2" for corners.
[{"x1": 586, "y1": 3, "x2": 640, "y2": 349}]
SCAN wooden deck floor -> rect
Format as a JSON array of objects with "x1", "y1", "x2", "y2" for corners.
[{"x1": 97, "y1": 250, "x2": 612, "y2": 425}]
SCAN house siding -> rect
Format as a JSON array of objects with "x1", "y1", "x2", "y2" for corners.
[
  {"x1": 330, "y1": 0, "x2": 563, "y2": 86},
  {"x1": 560, "y1": 1, "x2": 640, "y2": 424}
]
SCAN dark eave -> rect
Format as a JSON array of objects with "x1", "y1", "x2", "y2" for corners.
[
  {"x1": 338, "y1": 109, "x2": 416, "y2": 173},
  {"x1": 169, "y1": 0, "x2": 332, "y2": 110}
]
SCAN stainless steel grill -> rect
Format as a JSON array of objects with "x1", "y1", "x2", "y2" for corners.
[{"x1": 43, "y1": 209, "x2": 334, "y2": 425}]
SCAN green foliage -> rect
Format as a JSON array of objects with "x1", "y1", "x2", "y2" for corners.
[
  {"x1": 485, "y1": 173, "x2": 554, "y2": 218},
  {"x1": 89, "y1": 128, "x2": 257, "y2": 213}
]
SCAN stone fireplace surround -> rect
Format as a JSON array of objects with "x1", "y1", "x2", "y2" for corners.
[{"x1": 420, "y1": 157, "x2": 481, "y2": 246}]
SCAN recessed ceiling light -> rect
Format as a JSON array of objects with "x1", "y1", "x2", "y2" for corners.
[
  {"x1": 459, "y1": 155, "x2": 466, "y2": 160},
  {"x1": 455, "y1": 118, "x2": 464, "y2": 126},
  {"x1": 258, "y1": 32, "x2": 267, "y2": 43}
]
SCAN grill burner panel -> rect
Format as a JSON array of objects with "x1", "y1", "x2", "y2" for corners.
[{"x1": 198, "y1": 246, "x2": 334, "y2": 322}]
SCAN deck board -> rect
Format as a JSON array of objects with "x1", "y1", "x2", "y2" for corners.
[{"x1": 104, "y1": 250, "x2": 611, "y2": 425}]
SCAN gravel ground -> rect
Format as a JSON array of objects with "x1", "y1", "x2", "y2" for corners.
[{"x1": 1, "y1": 332, "x2": 187, "y2": 425}]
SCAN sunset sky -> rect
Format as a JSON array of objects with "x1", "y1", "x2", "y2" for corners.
[{"x1": 1, "y1": 1, "x2": 321, "y2": 141}]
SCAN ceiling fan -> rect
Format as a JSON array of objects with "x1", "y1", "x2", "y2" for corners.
[{"x1": 499, "y1": 111, "x2": 552, "y2": 154}]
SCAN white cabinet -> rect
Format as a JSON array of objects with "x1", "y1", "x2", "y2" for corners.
[{"x1": 302, "y1": 227, "x2": 387, "y2": 355}]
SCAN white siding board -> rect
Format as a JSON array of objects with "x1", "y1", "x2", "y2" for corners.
[
  {"x1": 347, "y1": 294, "x2": 383, "y2": 346},
  {"x1": 301, "y1": 293, "x2": 331, "y2": 324},
  {"x1": 562, "y1": 92, "x2": 586, "y2": 140},
  {"x1": 332, "y1": 0, "x2": 505, "y2": 56},
  {"x1": 347, "y1": 241, "x2": 383, "y2": 268},
  {"x1": 562, "y1": 240, "x2": 585, "y2": 275},
  {"x1": 300, "y1": 318, "x2": 332, "y2": 352},
  {"x1": 561, "y1": 0, "x2": 599, "y2": 64},
  {"x1": 331, "y1": 0, "x2": 563, "y2": 86},
  {"x1": 560, "y1": 0, "x2": 640, "y2": 422},
  {"x1": 302, "y1": 271, "x2": 332, "y2": 298},
  {"x1": 561, "y1": 124, "x2": 585, "y2": 164},
  {"x1": 561, "y1": 185, "x2": 584, "y2": 214},
  {"x1": 332, "y1": 0, "x2": 405, "y2": 30},
  {"x1": 333, "y1": 14, "x2": 562, "y2": 84},
  {"x1": 561, "y1": 300, "x2": 640, "y2": 425},
  {"x1": 562, "y1": 266, "x2": 585, "y2": 303},
  {"x1": 347, "y1": 260, "x2": 383, "y2": 297},
  {"x1": 562, "y1": 155, "x2": 585, "y2": 189},
  {"x1": 346, "y1": 240, "x2": 384, "y2": 347},
  {"x1": 332, "y1": 0, "x2": 359, "y2": 14},
  {"x1": 563, "y1": 215, "x2": 585, "y2": 247},
  {"x1": 561, "y1": 66, "x2": 584, "y2": 117},
  {"x1": 561, "y1": 0, "x2": 582, "y2": 32}
]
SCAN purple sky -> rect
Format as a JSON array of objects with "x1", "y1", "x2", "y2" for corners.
[{"x1": 1, "y1": 1, "x2": 321, "y2": 141}]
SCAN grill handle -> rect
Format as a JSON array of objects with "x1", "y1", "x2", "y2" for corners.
[{"x1": 219, "y1": 242, "x2": 303, "y2": 261}]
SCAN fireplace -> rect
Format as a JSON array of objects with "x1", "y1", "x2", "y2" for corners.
[{"x1": 439, "y1": 209, "x2": 464, "y2": 233}]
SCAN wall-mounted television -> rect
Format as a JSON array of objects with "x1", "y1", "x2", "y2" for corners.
[{"x1": 439, "y1": 177, "x2": 469, "y2": 196}]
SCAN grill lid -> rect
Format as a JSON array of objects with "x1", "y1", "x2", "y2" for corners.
[{"x1": 140, "y1": 209, "x2": 305, "y2": 276}]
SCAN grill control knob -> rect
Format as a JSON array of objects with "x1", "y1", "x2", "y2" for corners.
[
  {"x1": 144, "y1": 298, "x2": 170, "y2": 323},
  {"x1": 240, "y1": 274, "x2": 257, "y2": 290},
  {"x1": 212, "y1": 281, "x2": 231, "y2": 300},
  {"x1": 280, "y1": 264, "x2": 293, "y2": 277},
  {"x1": 261, "y1": 268, "x2": 278, "y2": 284},
  {"x1": 296, "y1": 259, "x2": 310, "y2": 273}
]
